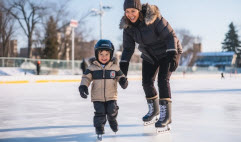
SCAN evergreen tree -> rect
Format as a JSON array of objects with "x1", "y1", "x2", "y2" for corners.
[
  {"x1": 222, "y1": 22, "x2": 241, "y2": 54},
  {"x1": 43, "y1": 16, "x2": 59, "y2": 59}
]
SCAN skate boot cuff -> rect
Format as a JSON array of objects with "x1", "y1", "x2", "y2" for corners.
[
  {"x1": 159, "y1": 98, "x2": 172, "y2": 102},
  {"x1": 146, "y1": 95, "x2": 158, "y2": 100}
]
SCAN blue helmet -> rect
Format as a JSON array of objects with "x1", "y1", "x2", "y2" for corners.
[{"x1": 94, "y1": 39, "x2": 115, "y2": 60}]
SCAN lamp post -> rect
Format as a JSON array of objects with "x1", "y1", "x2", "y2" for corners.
[
  {"x1": 90, "y1": 0, "x2": 111, "y2": 39},
  {"x1": 69, "y1": 20, "x2": 78, "y2": 75}
]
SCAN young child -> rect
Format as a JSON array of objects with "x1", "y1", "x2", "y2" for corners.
[{"x1": 78, "y1": 39, "x2": 128, "y2": 139}]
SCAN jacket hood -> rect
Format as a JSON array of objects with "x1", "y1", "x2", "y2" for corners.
[
  {"x1": 88, "y1": 57, "x2": 118, "y2": 66},
  {"x1": 119, "y1": 3, "x2": 161, "y2": 29}
]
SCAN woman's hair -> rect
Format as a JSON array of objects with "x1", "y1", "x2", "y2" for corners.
[{"x1": 124, "y1": 10, "x2": 144, "y2": 25}]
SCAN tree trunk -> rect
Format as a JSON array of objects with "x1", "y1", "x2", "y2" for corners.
[
  {"x1": 28, "y1": 36, "x2": 32, "y2": 58},
  {"x1": 1, "y1": 43, "x2": 4, "y2": 57}
]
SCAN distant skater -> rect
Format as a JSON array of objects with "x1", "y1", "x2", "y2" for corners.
[
  {"x1": 183, "y1": 71, "x2": 186, "y2": 78},
  {"x1": 36, "y1": 61, "x2": 41, "y2": 75},
  {"x1": 80, "y1": 58, "x2": 87, "y2": 74},
  {"x1": 221, "y1": 72, "x2": 225, "y2": 79}
]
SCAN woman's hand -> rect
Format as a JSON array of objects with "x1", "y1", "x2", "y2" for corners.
[{"x1": 167, "y1": 52, "x2": 179, "y2": 72}]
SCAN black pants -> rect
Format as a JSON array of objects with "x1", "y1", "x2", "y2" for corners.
[
  {"x1": 142, "y1": 57, "x2": 172, "y2": 99},
  {"x1": 93, "y1": 100, "x2": 119, "y2": 131}
]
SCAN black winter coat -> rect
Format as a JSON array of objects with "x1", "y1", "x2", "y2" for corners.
[{"x1": 119, "y1": 3, "x2": 182, "y2": 64}]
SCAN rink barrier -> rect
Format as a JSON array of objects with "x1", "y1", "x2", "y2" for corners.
[
  {"x1": 0, "y1": 80, "x2": 29, "y2": 84},
  {"x1": 0, "y1": 75, "x2": 142, "y2": 84},
  {"x1": 0, "y1": 74, "x2": 240, "y2": 84},
  {"x1": 35, "y1": 79, "x2": 81, "y2": 83}
]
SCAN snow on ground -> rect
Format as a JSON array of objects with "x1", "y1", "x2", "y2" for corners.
[
  {"x1": 0, "y1": 67, "x2": 35, "y2": 76},
  {"x1": 0, "y1": 75, "x2": 241, "y2": 142},
  {"x1": 0, "y1": 67, "x2": 83, "y2": 76}
]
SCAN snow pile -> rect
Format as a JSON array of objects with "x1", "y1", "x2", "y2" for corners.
[
  {"x1": 20, "y1": 61, "x2": 36, "y2": 70},
  {"x1": 0, "y1": 67, "x2": 35, "y2": 76}
]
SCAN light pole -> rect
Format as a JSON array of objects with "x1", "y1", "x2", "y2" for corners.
[
  {"x1": 99, "y1": 1, "x2": 103, "y2": 39},
  {"x1": 90, "y1": 0, "x2": 111, "y2": 39},
  {"x1": 70, "y1": 20, "x2": 78, "y2": 75}
]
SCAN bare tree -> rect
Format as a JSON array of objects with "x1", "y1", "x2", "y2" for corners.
[
  {"x1": 0, "y1": 0, "x2": 15, "y2": 57},
  {"x1": 176, "y1": 29, "x2": 196, "y2": 52},
  {"x1": 55, "y1": 7, "x2": 94, "y2": 60},
  {"x1": 176, "y1": 29, "x2": 202, "y2": 66},
  {"x1": 4, "y1": 0, "x2": 46, "y2": 58},
  {"x1": 45, "y1": 1, "x2": 71, "y2": 60}
]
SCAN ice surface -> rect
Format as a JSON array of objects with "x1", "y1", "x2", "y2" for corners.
[{"x1": 0, "y1": 75, "x2": 241, "y2": 142}]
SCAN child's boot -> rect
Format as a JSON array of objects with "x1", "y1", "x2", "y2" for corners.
[
  {"x1": 95, "y1": 127, "x2": 105, "y2": 134},
  {"x1": 109, "y1": 120, "x2": 118, "y2": 132}
]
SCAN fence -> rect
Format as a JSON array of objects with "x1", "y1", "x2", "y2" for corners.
[
  {"x1": 0, "y1": 57, "x2": 83, "y2": 75},
  {"x1": 0, "y1": 57, "x2": 82, "y2": 69},
  {"x1": 0, "y1": 57, "x2": 241, "y2": 75}
]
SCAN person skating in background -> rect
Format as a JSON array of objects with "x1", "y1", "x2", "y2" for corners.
[
  {"x1": 80, "y1": 58, "x2": 87, "y2": 74},
  {"x1": 78, "y1": 39, "x2": 128, "y2": 140},
  {"x1": 36, "y1": 61, "x2": 41, "y2": 75},
  {"x1": 119, "y1": 0, "x2": 182, "y2": 131},
  {"x1": 221, "y1": 72, "x2": 225, "y2": 79}
]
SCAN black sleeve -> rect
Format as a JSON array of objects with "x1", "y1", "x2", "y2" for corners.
[
  {"x1": 121, "y1": 29, "x2": 135, "y2": 62},
  {"x1": 155, "y1": 17, "x2": 178, "y2": 53}
]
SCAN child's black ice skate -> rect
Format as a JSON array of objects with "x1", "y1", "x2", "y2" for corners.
[
  {"x1": 97, "y1": 134, "x2": 102, "y2": 141},
  {"x1": 96, "y1": 127, "x2": 104, "y2": 141},
  {"x1": 109, "y1": 120, "x2": 118, "y2": 133},
  {"x1": 155, "y1": 99, "x2": 172, "y2": 134},
  {"x1": 142, "y1": 97, "x2": 159, "y2": 126}
]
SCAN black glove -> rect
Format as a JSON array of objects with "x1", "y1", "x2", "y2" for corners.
[
  {"x1": 78, "y1": 85, "x2": 89, "y2": 99},
  {"x1": 119, "y1": 62, "x2": 129, "y2": 76},
  {"x1": 167, "y1": 52, "x2": 179, "y2": 72},
  {"x1": 119, "y1": 77, "x2": 128, "y2": 89}
]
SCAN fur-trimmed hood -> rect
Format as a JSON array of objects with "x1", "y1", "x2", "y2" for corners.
[
  {"x1": 88, "y1": 57, "x2": 118, "y2": 65},
  {"x1": 119, "y1": 3, "x2": 161, "y2": 29}
]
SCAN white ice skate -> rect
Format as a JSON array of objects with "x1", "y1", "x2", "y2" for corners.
[
  {"x1": 143, "y1": 97, "x2": 160, "y2": 126},
  {"x1": 155, "y1": 99, "x2": 172, "y2": 134}
]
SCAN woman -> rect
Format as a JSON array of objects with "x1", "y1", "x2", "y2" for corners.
[{"x1": 119, "y1": 0, "x2": 182, "y2": 129}]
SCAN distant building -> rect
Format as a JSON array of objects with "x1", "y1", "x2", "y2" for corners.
[
  {"x1": 74, "y1": 40, "x2": 96, "y2": 60},
  {"x1": 56, "y1": 25, "x2": 96, "y2": 60},
  {"x1": 115, "y1": 47, "x2": 142, "y2": 63},
  {"x1": 194, "y1": 52, "x2": 236, "y2": 70},
  {"x1": 57, "y1": 26, "x2": 71, "y2": 60},
  {"x1": 0, "y1": 40, "x2": 18, "y2": 57},
  {"x1": 19, "y1": 47, "x2": 42, "y2": 59}
]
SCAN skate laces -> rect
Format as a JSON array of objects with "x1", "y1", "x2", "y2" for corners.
[
  {"x1": 159, "y1": 105, "x2": 167, "y2": 121},
  {"x1": 147, "y1": 103, "x2": 154, "y2": 116}
]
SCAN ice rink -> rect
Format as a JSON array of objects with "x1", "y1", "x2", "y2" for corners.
[{"x1": 1, "y1": 74, "x2": 241, "y2": 142}]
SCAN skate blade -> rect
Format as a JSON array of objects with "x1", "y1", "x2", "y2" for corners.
[
  {"x1": 97, "y1": 134, "x2": 102, "y2": 141},
  {"x1": 143, "y1": 116, "x2": 159, "y2": 126},
  {"x1": 156, "y1": 125, "x2": 171, "y2": 134},
  {"x1": 143, "y1": 117, "x2": 159, "y2": 126}
]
